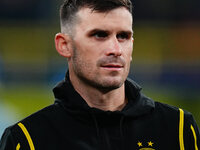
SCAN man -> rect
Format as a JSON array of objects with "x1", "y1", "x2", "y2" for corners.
[{"x1": 0, "y1": 0, "x2": 199, "y2": 149}]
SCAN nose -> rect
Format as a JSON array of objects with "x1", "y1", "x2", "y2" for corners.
[{"x1": 105, "y1": 37, "x2": 122, "y2": 57}]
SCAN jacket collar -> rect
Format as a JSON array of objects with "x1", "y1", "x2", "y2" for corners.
[{"x1": 53, "y1": 73, "x2": 155, "y2": 117}]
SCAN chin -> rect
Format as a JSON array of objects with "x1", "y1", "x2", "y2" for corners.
[{"x1": 99, "y1": 77, "x2": 125, "y2": 90}]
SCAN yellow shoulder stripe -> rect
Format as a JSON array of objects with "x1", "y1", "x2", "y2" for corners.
[
  {"x1": 179, "y1": 108, "x2": 185, "y2": 150},
  {"x1": 17, "y1": 122, "x2": 35, "y2": 150},
  {"x1": 191, "y1": 125, "x2": 199, "y2": 150},
  {"x1": 16, "y1": 143, "x2": 20, "y2": 150}
]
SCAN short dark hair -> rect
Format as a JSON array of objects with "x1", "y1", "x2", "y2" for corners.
[{"x1": 60, "y1": 0, "x2": 132, "y2": 33}]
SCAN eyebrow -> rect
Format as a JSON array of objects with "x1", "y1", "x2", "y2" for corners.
[{"x1": 119, "y1": 30, "x2": 134, "y2": 37}]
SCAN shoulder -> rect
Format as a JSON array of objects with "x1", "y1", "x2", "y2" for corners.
[
  {"x1": 4, "y1": 103, "x2": 62, "y2": 134},
  {"x1": 20, "y1": 103, "x2": 61, "y2": 123},
  {"x1": 154, "y1": 101, "x2": 189, "y2": 117},
  {"x1": 154, "y1": 101, "x2": 180, "y2": 112},
  {"x1": 0, "y1": 103, "x2": 63, "y2": 149},
  {"x1": 154, "y1": 101, "x2": 193, "y2": 116},
  {"x1": 154, "y1": 101, "x2": 197, "y2": 125}
]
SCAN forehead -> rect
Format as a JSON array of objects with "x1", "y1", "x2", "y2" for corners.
[{"x1": 75, "y1": 7, "x2": 133, "y2": 32}]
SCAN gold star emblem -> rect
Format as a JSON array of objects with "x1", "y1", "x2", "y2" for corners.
[
  {"x1": 148, "y1": 141, "x2": 154, "y2": 147},
  {"x1": 137, "y1": 142, "x2": 143, "y2": 147}
]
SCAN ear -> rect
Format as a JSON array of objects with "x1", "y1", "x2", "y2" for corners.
[{"x1": 55, "y1": 33, "x2": 73, "y2": 58}]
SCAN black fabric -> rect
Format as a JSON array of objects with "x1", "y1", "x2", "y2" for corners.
[{"x1": 0, "y1": 75, "x2": 199, "y2": 150}]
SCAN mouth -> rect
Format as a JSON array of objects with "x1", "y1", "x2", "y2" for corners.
[{"x1": 100, "y1": 63, "x2": 123, "y2": 70}]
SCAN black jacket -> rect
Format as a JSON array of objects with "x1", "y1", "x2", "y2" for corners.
[{"x1": 0, "y1": 76, "x2": 200, "y2": 150}]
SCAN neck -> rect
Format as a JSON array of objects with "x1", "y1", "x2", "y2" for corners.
[
  {"x1": 83, "y1": 85, "x2": 127, "y2": 111},
  {"x1": 69, "y1": 75, "x2": 127, "y2": 111}
]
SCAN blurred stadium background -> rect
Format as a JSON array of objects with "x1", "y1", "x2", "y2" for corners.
[{"x1": 0, "y1": 0, "x2": 200, "y2": 137}]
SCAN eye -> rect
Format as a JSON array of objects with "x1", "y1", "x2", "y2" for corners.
[
  {"x1": 92, "y1": 31, "x2": 108, "y2": 40},
  {"x1": 117, "y1": 32, "x2": 131, "y2": 41}
]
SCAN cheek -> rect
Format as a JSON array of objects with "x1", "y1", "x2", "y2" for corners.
[
  {"x1": 128, "y1": 43, "x2": 133, "y2": 60},
  {"x1": 76, "y1": 39, "x2": 101, "y2": 55},
  {"x1": 124, "y1": 45, "x2": 133, "y2": 61},
  {"x1": 75, "y1": 46, "x2": 100, "y2": 66},
  {"x1": 129, "y1": 49, "x2": 133, "y2": 61}
]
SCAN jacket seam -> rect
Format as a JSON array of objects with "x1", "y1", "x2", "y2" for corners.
[
  {"x1": 17, "y1": 122, "x2": 35, "y2": 150},
  {"x1": 179, "y1": 108, "x2": 185, "y2": 150}
]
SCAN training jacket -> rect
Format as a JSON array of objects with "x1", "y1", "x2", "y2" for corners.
[{"x1": 0, "y1": 75, "x2": 200, "y2": 150}]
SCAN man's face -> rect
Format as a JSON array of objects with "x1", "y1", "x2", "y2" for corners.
[{"x1": 69, "y1": 7, "x2": 133, "y2": 90}]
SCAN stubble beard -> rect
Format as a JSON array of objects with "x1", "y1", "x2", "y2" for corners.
[{"x1": 71, "y1": 46, "x2": 129, "y2": 92}]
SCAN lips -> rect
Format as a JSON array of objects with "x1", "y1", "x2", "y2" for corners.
[
  {"x1": 100, "y1": 63, "x2": 124, "y2": 71},
  {"x1": 101, "y1": 63, "x2": 123, "y2": 68},
  {"x1": 97, "y1": 56, "x2": 125, "y2": 70}
]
